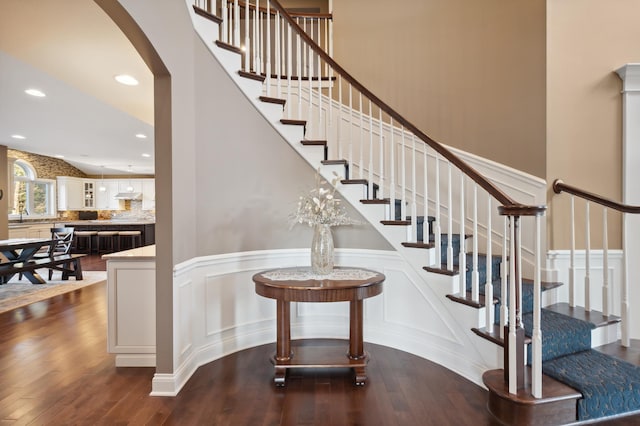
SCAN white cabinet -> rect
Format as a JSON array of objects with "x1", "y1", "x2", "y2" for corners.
[
  {"x1": 105, "y1": 250, "x2": 156, "y2": 367},
  {"x1": 118, "y1": 179, "x2": 142, "y2": 194},
  {"x1": 9, "y1": 224, "x2": 52, "y2": 239},
  {"x1": 57, "y1": 177, "x2": 84, "y2": 210},
  {"x1": 141, "y1": 179, "x2": 155, "y2": 210},
  {"x1": 8, "y1": 226, "x2": 28, "y2": 239},
  {"x1": 96, "y1": 180, "x2": 123, "y2": 210},
  {"x1": 83, "y1": 181, "x2": 95, "y2": 209}
]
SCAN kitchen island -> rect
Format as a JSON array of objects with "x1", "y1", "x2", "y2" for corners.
[
  {"x1": 63, "y1": 220, "x2": 155, "y2": 247},
  {"x1": 103, "y1": 244, "x2": 156, "y2": 367}
]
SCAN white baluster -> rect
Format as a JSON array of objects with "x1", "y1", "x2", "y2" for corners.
[
  {"x1": 485, "y1": 196, "x2": 494, "y2": 329},
  {"x1": 570, "y1": 195, "x2": 576, "y2": 307},
  {"x1": 401, "y1": 129, "x2": 407, "y2": 221},
  {"x1": 378, "y1": 110, "x2": 384, "y2": 200},
  {"x1": 286, "y1": 20, "x2": 292, "y2": 118},
  {"x1": 244, "y1": 0, "x2": 249, "y2": 72},
  {"x1": 472, "y1": 184, "x2": 479, "y2": 302},
  {"x1": 296, "y1": 20, "x2": 302, "y2": 119},
  {"x1": 508, "y1": 216, "x2": 517, "y2": 394},
  {"x1": 531, "y1": 214, "x2": 542, "y2": 398},
  {"x1": 434, "y1": 154, "x2": 441, "y2": 265},
  {"x1": 317, "y1": 47, "x2": 322, "y2": 140},
  {"x1": 221, "y1": 0, "x2": 228, "y2": 43},
  {"x1": 423, "y1": 142, "x2": 428, "y2": 243},
  {"x1": 411, "y1": 135, "x2": 417, "y2": 242},
  {"x1": 234, "y1": 0, "x2": 240, "y2": 47},
  {"x1": 500, "y1": 217, "x2": 508, "y2": 339},
  {"x1": 275, "y1": 12, "x2": 281, "y2": 98},
  {"x1": 265, "y1": 0, "x2": 271, "y2": 95},
  {"x1": 602, "y1": 207, "x2": 609, "y2": 316},
  {"x1": 389, "y1": 119, "x2": 396, "y2": 221},
  {"x1": 459, "y1": 174, "x2": 466, "y2": 296},
  {"x1": 337, "y1": 75, "x2": 342, "y2": 160},
  {"x1": 447, "y1": 163, "x2": 453, "y2": 271},
  {"x1": 368, "y1": 100, "x2": 374, "y2": 198},
  {"x1": 348, "y1": 84, "x2": 353, "y2": 173},
  {"x1": 307, "y1": 41, "x2": 313, "y2": 137},
  {"x1": 359, "y1": 94, "x2": 363, "y2": 180},
  {"x1": 585, "y1": 201, "x2": 591, "y2": 312},
  {"x1": 622, "y1": 214, "x2": 630, "y2": 347}
]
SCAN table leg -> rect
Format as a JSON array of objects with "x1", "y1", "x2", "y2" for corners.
[
  {"x1": 349, "y1": 299, "x2": 365, "y2": 359},
  {"x1": 274, "y1": 300, "x2": 291, "y2": 386},
  {"x1": 275, "y1": 300, "x2": 291, "y2": 361}
]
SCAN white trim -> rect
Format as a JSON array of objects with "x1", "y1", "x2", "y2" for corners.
[{"x1": 152, "y1": 248, "x2": 501, "y2": 396}]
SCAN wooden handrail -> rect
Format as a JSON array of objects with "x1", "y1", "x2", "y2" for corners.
[
  {"x1": 227, "y1": 0, "x2": 332, "y2": 19},
  {"x1": 553, "y1": 179, "x2": 640, "y2": 214},
  {"x1": 268, "y1": 0, "x2": 521, "y2": 208}
]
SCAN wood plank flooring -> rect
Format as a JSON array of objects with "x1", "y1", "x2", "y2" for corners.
[{"x1": 0, "y1": 255, "x2": 638, "y2": 425}]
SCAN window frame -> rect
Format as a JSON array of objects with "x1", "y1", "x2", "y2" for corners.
[{"x1": 9, "y1": 159, "x2": 57, "y2": 220}]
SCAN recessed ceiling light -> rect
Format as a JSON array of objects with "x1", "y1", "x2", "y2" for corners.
[
  {"x1": 135, "y1": 133, "x2": 147, "y2": 139},
  {"x1": 114, "y1": 74, "x2": 139, "y2": 86},
  {"x1": 11, "y1": 134, "x2": 26, "y2": 140},
  {"x1": 25, "y1": 88, "x2": 46, "y2": 97},
  {"x1": 141, "y1": 153, "x2": 151, "y2": 158}
]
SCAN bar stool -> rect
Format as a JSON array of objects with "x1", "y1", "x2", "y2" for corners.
[
  {"x1": 118, "y1": 230, "x2": 142, "y2": 251},
  {"x1": 97, "y1": 231, "x2": 119, "y2": 254},
  {"x1": 74, "y1": 230, "x2": 97, "y2": 254}
]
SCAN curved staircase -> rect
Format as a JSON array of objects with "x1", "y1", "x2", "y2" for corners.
[{"x1": 188, "y1": 1, "x2": 640, "y2": 423}]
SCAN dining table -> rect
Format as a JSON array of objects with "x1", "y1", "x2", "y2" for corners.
[{"x1": 0, "y1": 238, "x2": 55, "y2": 284}]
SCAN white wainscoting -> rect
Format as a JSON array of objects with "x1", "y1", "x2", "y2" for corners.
[{"x1": 151, "y1": 249, "x2": 502, "y2": 396}]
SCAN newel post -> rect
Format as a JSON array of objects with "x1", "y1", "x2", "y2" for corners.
[{"x1": 498, "y1": 204, "x2": 546, "y2": 395}]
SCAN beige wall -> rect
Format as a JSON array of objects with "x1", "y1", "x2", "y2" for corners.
[
  {"x1": 547, "y1": 0, "x2": 640, "y2": 249},
  {"x1": 331, "y1": 0, "x2": 547, "y2": 178}
]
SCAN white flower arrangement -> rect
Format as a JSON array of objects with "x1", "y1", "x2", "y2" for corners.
[{"x1": 290, "y1": 170, "x2": 358, "y2": 227}]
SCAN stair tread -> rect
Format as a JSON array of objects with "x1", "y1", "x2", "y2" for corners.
[
  {"x1": 483, "y1": 368, "x2": 582, "y2": 403},
  {"x1": 423, "y1": 266, "x2": 458, "y2": 276},
  {"x1": 401, "y1": 242, "x2": 434, "y2": 249},
  {"x1": 446, "y1": 291, "x2": 494, "y2": 309},
  {"x1": 215, "y1": 40, "x2": 242, "y2": 55},
  {"x1": 238, "y1": 70, "x2": 265, "y2": 82},
  {"x1": 543, "y1": 303, "x2": 621, "y2": 328},
  {"x1": 471, "y1": 325, "x2": 532, "y2": 347},
  {"x1": 192, "y1": 5, "x2": 223, "y2": 24},
  {"x1": 259, "y1": 95, "x2": 286, "y2": 105}
]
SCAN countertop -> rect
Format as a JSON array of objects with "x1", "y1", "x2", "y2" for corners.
[
  {"x1": 62, "y1": 220, "x2": 156, "y2": 225},
  {"x1": 102, "y1": 244, "x2": 156, "y2": 260}
]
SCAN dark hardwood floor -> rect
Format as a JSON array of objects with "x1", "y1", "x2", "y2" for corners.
[{"x1": 0, "y1": 257, "x2": 638, "y2": 425}]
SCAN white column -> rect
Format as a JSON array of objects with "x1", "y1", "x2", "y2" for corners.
[{"x1": 616, "y1": 64, "x2": 640, "y2": 343}]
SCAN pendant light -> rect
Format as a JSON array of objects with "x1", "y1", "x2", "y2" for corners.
[{"x1": 99, "y1": 166, "x2": 107, "y2": 192}]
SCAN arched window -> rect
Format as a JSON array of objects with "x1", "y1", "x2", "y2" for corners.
[{"x1": 10, "y1": 159, "x2": 56, "y2": 218}]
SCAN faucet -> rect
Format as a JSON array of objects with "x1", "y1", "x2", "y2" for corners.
[{"x1": 19, "y1": 208, "x2": 28, "y2": 223}]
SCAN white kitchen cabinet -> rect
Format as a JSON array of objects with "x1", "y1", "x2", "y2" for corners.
[
  {"x1": 57, "y1": 177, "x2": 84, "y2": 210},
  {"x1": 8, "y1": 226, "x2": 28, "y2": 239},
  {"x1": 118, "y1": 179, "x2": 142, "y2": 195},
  {"x1": 96, "y1": 180, "x2": 123, "y2": 210},
  {"x1": 141, "y1": 179, "x2": 155, "y2": 210},
  {"x1": 104, "y1": 246, "x2": 156, "y2": 367},
  {"x1": 9, "y1": 224, "x2": 52, "y2": 239},
  {"x1": 83, "y1": 180, "x2": 95, "y2": 209}
]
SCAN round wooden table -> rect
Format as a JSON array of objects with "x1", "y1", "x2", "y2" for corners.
[{"x1": 253, "y1": 267, "x2": 385, "y2": 386}]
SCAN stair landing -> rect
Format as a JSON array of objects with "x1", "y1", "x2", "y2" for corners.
[{"x1": 483, "y1": 368, "x2": 581, "y2": 425}]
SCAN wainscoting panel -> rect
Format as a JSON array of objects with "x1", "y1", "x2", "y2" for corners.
[{"x1": 153, "y1": 249, "x2": 502, "y2": 396}]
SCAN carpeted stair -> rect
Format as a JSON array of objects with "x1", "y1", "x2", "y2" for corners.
[{"x1": 392, "y1": 199, "x2": 640, "y2": 421}]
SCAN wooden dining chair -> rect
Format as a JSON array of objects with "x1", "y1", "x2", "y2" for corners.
[{"x1": 31, "y1": 227, "x2": 75, "y2": 279}]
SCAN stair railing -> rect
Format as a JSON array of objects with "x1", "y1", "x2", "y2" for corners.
[
  {"x1": 553, "y1": 179, "x2": 637, "y2": 347},
  {"x1": 190, "y1": 0, "x2": 547, "y2": 398}
]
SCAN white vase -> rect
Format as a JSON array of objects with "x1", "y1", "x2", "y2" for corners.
[{"x1": 311, "y1": 224, "x2": 334, "y2": 275}]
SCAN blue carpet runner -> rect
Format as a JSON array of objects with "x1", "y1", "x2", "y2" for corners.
[
  {"x1": 409, "y1": 211, "x2": 640, "y2": 421},
  {"x1": 543, "y1": 349, "x2": 640, "y2": 420}
]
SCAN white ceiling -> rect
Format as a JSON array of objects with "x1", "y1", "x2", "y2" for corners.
[{"x1": 0, "y1": 0, "x2": 154, "y2": 176}]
